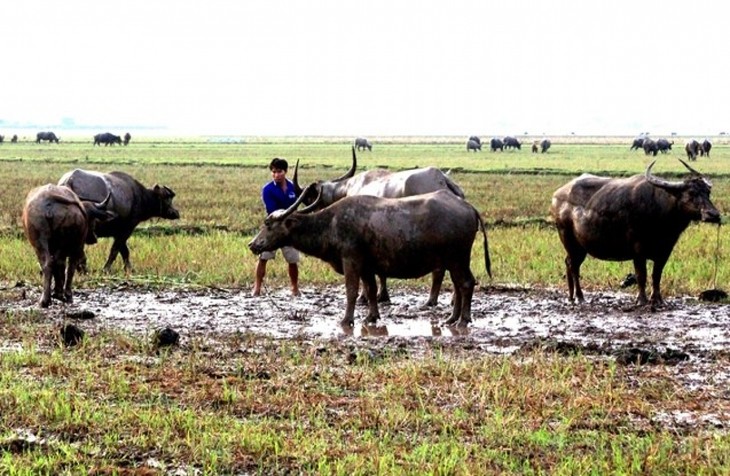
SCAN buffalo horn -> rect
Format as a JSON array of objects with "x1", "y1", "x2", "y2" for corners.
[
  {"x1": 332, "y1": 146, "x2": 357, "y2": 182},
  {"x1": 97, "y1": 191, "x2": 112, "y2": 208},
  {"x1": 275, "y1": 183, "x2": 318, "y2": 221},
  {"x1": 292, "y1": 159, "x2": 303, "y2": 196},
  {"x1": 678, "y1": 158, "x2": 701, "y2": 176},
  {"x1": 645, "y1": 160, "x2": 685, "y2": 191}
]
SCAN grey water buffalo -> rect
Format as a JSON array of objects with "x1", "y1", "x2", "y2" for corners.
[
  {"x1": 248, "y1": 188, "x2": 491, "y2": 327},
  {"x1": 490, "y1": 137, "x2": 504, "y2": 152},
  {"x1": 701, "y1": 139, "x2": 712, "y2": 158},
  {"x1": 503, "y1": 136, "x2": 521, "y2": 150},
  {"x1": 685, "y1": 139, "x2": 701, "y2": 161},
  {"x1": 123, "y1": 132, "x2": 131, "y2": 146},
  {"x1": 22, "y1": 184, "x2": 114, "y2": 307},
  {"x1": 58, "y1": 169, "x2": 180, "y2": 272},
  {"x1": 540, "y1": 139, "x2": 551, "y2": 153},
  {"x1": 467, "y1": 139, "x2": 481, "y2": 151},
  {"x1": 642, "y1": 138, "x2": 658, "y2": 156},
  {"x1": 293, "y1": 147, "x2": 467, "y2": 306},
  {"x1": 36, "y1": 131, "x2": 59, "y2": 143},
  {"x1": 630, "y1": 137, "x2": 645, "y2": 151},
  {"x1": 550, "y1": 159, "x2": 720, "y2": 307},
  {"x1": 656, "y1": 138, "x2": 673, "y2": 153},
  {"x1": 94, "y1": 132, "x2": 122, "y2": 146},
  {"x1": 354, "y1": 137, "x2": 372, "y2": 151}
]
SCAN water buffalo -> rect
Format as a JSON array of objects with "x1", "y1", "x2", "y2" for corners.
[
  {"x1": 36, "y1": 131, "x2": 59, "y2": 143},
  {"x1": 57, "y1": 169, "x2": 180, "y2": 272},
  {"x1": 490, "y1": 137, "x2": 504, "y2": 152},
  {"x1": 630, "y1": 137, "x2": 645, "y2": 151},
  {"x1": 701, "y1": 139, "x2": 712, "y2": 158},
  {"x1": 466, "y1": 139, "x2": 481, "y2": 152},
  {"x1": 540, "y1": 139, "x2": 551, "y2": 153},
  {"x1": 642, "y1": 138, "x2": 658, "y2": 156},
  {"x1": 532, "y1": 140, "x2": 539, "y2": 153},
  {"x1": 123, "y1": 132, "x2": 131, "y2": 146},
  {"x1": 503, "y1": 136, "x2": 521, "y2": 150},
  {"x1": 685, "y1": 139, "x2": 701, "y2": 161},
  {"x1": 550, "y1": 159, "x2": 720, "y2": 307},
  {"x1": 22, "y1": 184, "x2": 114, "y2": 307},
  {"x1": 293, "y1": 147, "x2": 466, "y2": 306},
  {"x1": 248, "y1": 188, "x2": 491, "y2": 327},
  {"x1": 94, "y1": 132, "x2": 122, "y2": 146},
  {"x1": 11, "y1": 134, "x2": 18, "y2": 143},
  {"x1": 354, "y1": 137, "x2": 372, "y2": 151},
  {"x1": 656, "y1": 138, "x2": 673, "y2": 153},
  {"x1": 0, "y1": 135, "x2": 4, "y2": 143}
]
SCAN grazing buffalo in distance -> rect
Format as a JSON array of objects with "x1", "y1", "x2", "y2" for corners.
[
  {"x1": 36, "y1": 131, "x2": 59, "y2": 143},
  {"x1": 22, "y1": 184, "x2": 114, "y2": 307},
  {"x1": 11, "y1": 134, "x2": 18, "y2": 143},
  {"x1": 468, "y1": 136, "x2": 481, "y2": 145},
  {"x1": 0, "y1": 135, "x2": 4, "y2": 143},
  {"x1": 642, "y1": 138, "x2": 658, "y2": 156},
  {"x1": 656, "y1": 138, "x2": 673, "y2": 153},
  {"x1": 249, "y1": 188, "x2": 491, "y2": 327},
  {"x1": 58, "y1": 169, "x2": 180, "y2": 272},
  {"x1": 532, "y1": 140, "x2": 539, "y2": 153},
  {"x1": 94, "y1": 132, "x2": 122, "y2": 146},
  {"x1": 503, "y1": 136, "x2": 521, "y2": 150},
  {"x1": 293, "y1": 147, "x2": 466, "y2": 306},
  {"x1": 701, "y1": 139, "x2": 712, "y2": 158},
  {"x1": 354, "y1": 137, "x2": 372, "y2": 151},
  {"x1": 466, "y1": 139, "x2": 481, "y2": 151},
  {"x1": 685, "y1": 139, "x2": 701, "y2": 161},
  {"x1": 490, "y1": 137, "x2": 504, "y2": 152},
  {"x1": 540, "y1": 139, "x2": 551, "y2": 153},
  {"x1": 123, "y1": 132, "x2": 131, "y2": 146},
  {"x1": 630, "y1": 137, "x2": 645, "y2": 151},
  {"x1": 550, "y1": 159, "x2": 720, "y2": 307}
]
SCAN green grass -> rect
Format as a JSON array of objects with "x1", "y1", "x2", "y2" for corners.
[{"x1": 1, "y1": 137, "x2": 730, "y2": 474}]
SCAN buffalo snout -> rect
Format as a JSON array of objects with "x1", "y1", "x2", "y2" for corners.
[{"x1": 702, "y1": 208, "x2": 722, "y2": 224}]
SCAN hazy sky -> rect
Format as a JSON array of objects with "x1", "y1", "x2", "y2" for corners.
[{"x1": 4, "y1": 0, "x2": 729, "y2": 136}]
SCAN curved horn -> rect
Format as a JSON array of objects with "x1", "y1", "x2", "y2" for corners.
[
  {"x1": 297, "y1": 187, "x2": 324, "y2": 214},
  {"x1": 292, "y1": 159, "x2": 303, "y2": 196},
  {"x1": 97, "y1": 191, "x2": 112, "y2": 208},
  {"x1": 678, "y1": 158, "x2": 701, "y2": 176},
  {"x1": 645, "y1": 160, "x2": 685, "y2": 191},
  {"x1": 332, "y1": 146, "x2": 357, "y2": 182},
  {"x1": 273, "y1": 183, "x2": 317, "y2": 221}
]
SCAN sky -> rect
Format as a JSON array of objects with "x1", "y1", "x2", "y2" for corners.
[{"x1": 3, "y1": 0, "x2": 730, "y2": 137}]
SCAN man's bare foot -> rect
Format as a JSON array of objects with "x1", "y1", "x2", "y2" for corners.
[
  {"x1": 291, "y1": 289, "x2": 301, "y2": 297},
  {"x1": 252, "y1": 289, "x2": 261, "y2": 297}
]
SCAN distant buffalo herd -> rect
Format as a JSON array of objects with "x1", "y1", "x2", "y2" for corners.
[
  {"x1": 0, "y1": 132, "x2": 132, "y2": 146},
  {"x1": 631, "y1": 134, "x2": 712, "y2": 161},
  {"x1": 466, "y1": 136, "x2": 551, "y2": 153}
]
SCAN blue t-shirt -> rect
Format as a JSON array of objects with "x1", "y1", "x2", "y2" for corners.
[{"x1": 262, "y1": 179, "x2": 298, "y2": 215}]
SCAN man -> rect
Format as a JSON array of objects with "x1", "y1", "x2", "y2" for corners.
[{"x1": 252, "y1": 157, "x2": 301, "y2": 297}]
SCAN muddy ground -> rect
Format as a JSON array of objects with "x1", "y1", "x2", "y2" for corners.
[{"x1": 4, "y1": 282, "x2": 730, "y2": 429}]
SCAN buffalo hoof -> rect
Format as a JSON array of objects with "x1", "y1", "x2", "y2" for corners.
[
  {"x1": 39, "y1": 298, "x2": 51, "y2": 308},
  {"x1": 356, "y1": 295, "x2": 368, "y2": 306},
  {"x1": 340, "y1": 317, "x2": 355, "y2": 328},
  {"x1": 365, "y1": 314, "x2": 379, "y2": 324}
]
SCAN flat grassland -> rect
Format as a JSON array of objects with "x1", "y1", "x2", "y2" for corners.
[{"x1": 1, "y1": 135, "x2": 729, "y2": 475}]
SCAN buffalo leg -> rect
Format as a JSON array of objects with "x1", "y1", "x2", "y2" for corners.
[
  {"x1": 443, "y1": 267, "x2": 475, "y2": 327},
  {"x1": 40, "y1": 257, "x2": 54, "y2": 308},
  {"x1": 425, "y1": 268, "x2": 446, "y2": 307},
  {"x1": 633, "y1": 258, "x2": 649, "y2": 305},
  {"x1": 565, "y1": 250, "x2": 586, "y2": 303},
  {"x1": 51, "y1": 261, "x2": 66, "y2": 301},
  {"x1": 104, "y1": 235, "x2": 132, "y2": 272},
  {"x1": 649, "y1": 258, "x2": 667, "y2": 306},
  {"x1": 362, "y1": 274, "x2": 380, "y2": 323},
  {"x1": 376, "y1": 275, "x2": 390, "y2": 303},
  {"x1": 341, "y1": 261, "x2": 362, "y2": 327}
]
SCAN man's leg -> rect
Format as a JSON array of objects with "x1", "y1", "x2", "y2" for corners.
[{"x1": 253, "y1": 259, "x2": 267, "y2": 296}]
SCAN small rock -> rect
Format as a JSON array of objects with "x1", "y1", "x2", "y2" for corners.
[{"x1": 60, "y1": 324, "x2": 85, "y2": 347}]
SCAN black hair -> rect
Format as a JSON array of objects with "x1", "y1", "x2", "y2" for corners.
[{"x1": 269, "y1": 158, "x2": 288, "y2": 171}]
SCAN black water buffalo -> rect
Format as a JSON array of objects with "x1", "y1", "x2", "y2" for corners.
[
  {"x1": 540, "y1": 139, "x2": 551, "y2": 153},
  {"x1": 293, "y1": 147, "x2": 466, "y2": 306},
  {"x1": 22, "y1": 184, "x2": 114, "y2": 307},
  {"x1": 685, "y1": 139, "x2": 701, "y2": 161},
  {"x1": 466, "y1": 139, "x2": 481, "y2": 151},
  {"x1": 0, "y1": 135, "x2": 4, "y2": 143},
  {"x1": 249, "y1": 188, "x2": 491, "y2": 327},
  {"x1": 123, "y1": 132, "x2": 131, "y2": 146},
  {"x1": 701, "y1": 139, "x2": 712, "y2": 158},
  {"x1": 94, "y1": 132, "x2": 122, "y2": 146},
  {"x1": 10, "y1": 134, "x2": 18, "y2": 143},
  {"x1": 642, "y1": 138, "x2": 658, "y2": 156},
  {"x1": 550, "y1": 159, "x2": 720, "y2": 307},
  {"x1": 57, "y1": 169, "x2": 180, "y2": 272},
  {"x1": 656, "y1": 138, "x2": 673, "y2": 153},
  {"x1": 354, "y1": 137, "x2": 372, "y2": 151},
  {"x1": 36, "y1": 131, "x2": 59, "y2": 143},
  {"x1": 503, "y1": 136, "x2": 521, "y2": 150},
  {"x1": 490, "y1": 137, "x2": 504, "y2": 152},
  {"x1": 630, "y1": 137, "x2": 645, "y2": 151}
]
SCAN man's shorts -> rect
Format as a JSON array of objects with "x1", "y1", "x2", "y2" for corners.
[{"x1": 259, "y1": 246, "x2": 300, "y2": 264}]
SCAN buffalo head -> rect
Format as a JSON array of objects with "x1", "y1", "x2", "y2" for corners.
[
  {"x1": 153, "y1": 185, "x2": 180, "y2": 219},
  {"x1": 292, "y1": 147, "x2": 357, "y2": 206}
]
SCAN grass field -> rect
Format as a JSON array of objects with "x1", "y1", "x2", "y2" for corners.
[{"x1": 1, "y1": 136, "x2": 729, "y2": 474}]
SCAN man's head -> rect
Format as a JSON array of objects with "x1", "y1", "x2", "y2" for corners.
[{"x1": 269, "y1": 158, "x2": 288, "y2": 172}]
